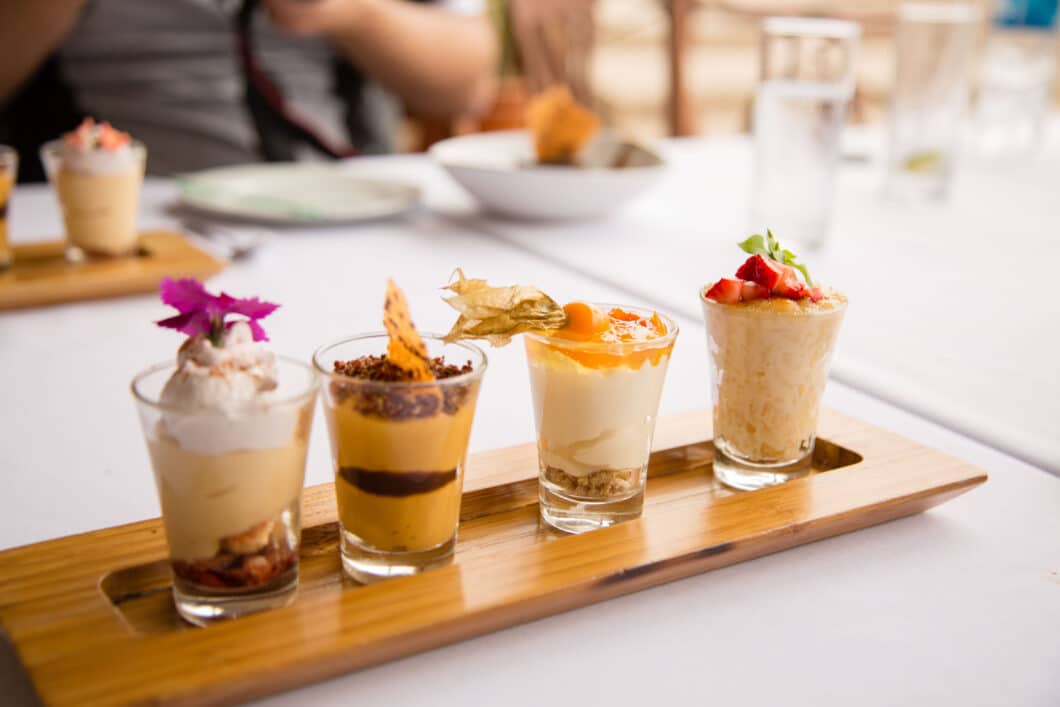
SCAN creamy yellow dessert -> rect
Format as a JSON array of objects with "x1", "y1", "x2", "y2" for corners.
[
  {"x1": 325, "y1": 355, "x2": 477, "y2": 553},
  {"x1": 701, "y1": 231, "x2": 846, "y2": 488},
  {"x1": 41, "y1": 118, "x2": 145, "y2": 257},
  {"x1": 702, "y1": 295, "x2": 845, "y2": 462},
  {"x1": 526, "y1": 303, "x2": 676, "y2": 499}
]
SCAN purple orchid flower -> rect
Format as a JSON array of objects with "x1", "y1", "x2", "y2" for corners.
[{"x1": 156, "y1": 278, "x2": 279, "y2": 345}]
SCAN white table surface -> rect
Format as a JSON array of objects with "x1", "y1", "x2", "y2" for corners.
[{"x1": 2, "y1": 156, "x2": 1058, "y2": 707}]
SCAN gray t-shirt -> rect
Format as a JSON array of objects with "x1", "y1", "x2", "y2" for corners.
[{"x1": 57, "y1": 0, "x2": 474, "y2": 174}]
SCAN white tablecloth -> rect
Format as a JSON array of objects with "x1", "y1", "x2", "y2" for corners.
[{"x1": 1, "y1": 154, "x2": 1058, "y2": 707}]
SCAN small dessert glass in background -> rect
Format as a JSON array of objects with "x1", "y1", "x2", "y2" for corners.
[
  {"x1": 314, "y1": 333, "x2": 487, "y2": 583},
  {"x1": 40, "y1": 137, "x2": 146, "y2": 262},
  {"x1": 701, "y1": 295, "x2": 846, "y2": 490},
  {"x1": 0, "y1": 145, "x2": 17, "y2": 271},
  {"x1": 525, "y1": 305, "x2": 678, "y2": 534},
  {"x1": 131, "y1": 358, "x2": 318, "y2": 626}
]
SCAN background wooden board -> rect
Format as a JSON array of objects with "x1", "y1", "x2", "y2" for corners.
[
  {"x1": 0, "y1": 230, "x2": 225, "y2": 311},
  {"x1": 0, "y1": 408, "x2": 986, "y2": 707}
]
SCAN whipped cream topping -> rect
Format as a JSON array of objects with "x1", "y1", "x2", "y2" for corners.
[
  {"x1": 56, "y1": 141, "x2": 141, "y2": 175},
  {"x1": 159, "y1": 322, "x2": 297, "y2": 454}
]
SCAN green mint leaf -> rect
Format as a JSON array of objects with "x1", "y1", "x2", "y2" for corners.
[
  {"x1": 738, "y1": 234, "x2": 767, "y2": 256},
  {"x1": 739, "y1": 229, "x2": 814, "y2": 286}
]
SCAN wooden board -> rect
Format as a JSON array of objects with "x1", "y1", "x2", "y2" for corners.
[
  {"x1": 0, "y1": 408, "x2": 986, "y2": 706},
  {"x1": 0, "y1": 230, "x2": 225, "y2": 311}
]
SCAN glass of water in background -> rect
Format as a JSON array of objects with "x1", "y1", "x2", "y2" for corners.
[
  {"x1": 886, "y1": 3, "x2": 981, "y2": 199},
  {"x1": 752, "y1": 17, "x2": 860, "y2": 249}
]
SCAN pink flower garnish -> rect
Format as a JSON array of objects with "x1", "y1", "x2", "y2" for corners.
[{"x1": 156, "y1": 278, "x2": 279, "y2": 345}]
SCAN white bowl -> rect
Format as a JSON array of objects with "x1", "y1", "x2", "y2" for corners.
[{"x1": 430, "y1": 130, "x2": 665, "y2": 221}]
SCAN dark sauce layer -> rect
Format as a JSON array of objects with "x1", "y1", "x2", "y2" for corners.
[
  {"x1": 330, "y1": 354, "x2": 474, "y2": 420},
  {"x1": 338, "y1": 466, "x2": 457, "y2": 497}
]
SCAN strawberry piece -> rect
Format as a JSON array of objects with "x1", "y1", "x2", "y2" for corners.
[
  {"x1": 704, "y1": 278, "x2": 744, "y2": 304},
  {"x1": 773, "y1": 266, "x2": 807, "y2": 299},
  {"x1": 97, "y1": 122, "x2": 131, "y2": 151},
  {"x1": 735, "y1": 254, "x2": 785, "y2": 290},
  {"x1": 807, "y1": 287, "x2": 826, "y2": 303},
  {"x1": 741, "y1": 281, "x2": 770, "y2": 301}
]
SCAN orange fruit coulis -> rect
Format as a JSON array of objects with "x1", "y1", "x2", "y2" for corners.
[{"x1": 529, "y1": 302, "x2": 672, "y2": 369}]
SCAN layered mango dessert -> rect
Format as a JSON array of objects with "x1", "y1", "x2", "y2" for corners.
[
  {"x1": 133, "y1": 278, "x2": 317, "y2": 625},
  {"x1": 317, "y1": 280, "x2": 485, "y2": 582},
  {"x1": 442, "y1": 271, "x2": 677, "y2": 533},
  {"x1": 41, "y1": 118, "x2": 146, "y2": 258},
  {"x1": 701, "y1": 231, "x2": 846, "y2": 490}
]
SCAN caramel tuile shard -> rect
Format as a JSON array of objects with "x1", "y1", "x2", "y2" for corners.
[
  {"x1": 383, "y1": 279, "x2": 435, "y2": 381},
  {"x1": 441, "y1": 269, "x2": 568, "y2": 347}
]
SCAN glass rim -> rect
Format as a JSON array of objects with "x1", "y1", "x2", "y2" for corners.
[
  {"x1": 523, "y1": 302, "x2": 679, "y2": 352},
  {"x1": 0, "y1": 144, "x2": 17, "y2": 164},
  {"x1": 130, "y1": 354, "x2": 319, "y2": 411},
  {"x1": 312, "y1": 331, "x2": 488, "y2": 388},
  {"x1": 699, "y1": 288, "x2": 849, "y2": 315}
]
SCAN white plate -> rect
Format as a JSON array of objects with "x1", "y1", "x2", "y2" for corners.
[
  {"x1": 178, "y1": 164, "x2": 421, "y2": 225},
  {"x1": 429, "y1": 130, "x2": 665, "y2": 221}
]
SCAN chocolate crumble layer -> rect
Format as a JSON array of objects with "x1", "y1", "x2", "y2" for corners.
[
  {"x1": 338, "y1": 466, "x2": 457, "y2": 497},
  {"x1": 330, "y1": 354, "x2": 475, "y2": 419}
]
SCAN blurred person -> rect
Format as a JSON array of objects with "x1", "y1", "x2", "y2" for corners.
[{"x1": 0, "y1": 0, "x2": 497, "y2": 180}]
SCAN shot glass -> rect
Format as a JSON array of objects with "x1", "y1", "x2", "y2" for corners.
[
  {"x1": 0, "y1": 146, "x2": 17, "y2": 271},
  {"x1": 701, "y1": 294, "x2": 846, "y2": 491},
  {"x1": 131, "y1": 358, "x2": 318, "y2": 626},
  {"x1": 314, "y1": 334, "x2": 487, "y2": 583},
  {"x1": 525, "y1": 306, "x2": 678, "y2": 534},
  {"x1": 886, "y1": 2, "x2": 980, "y2": 199},
  {"x1": 40, "y1": 138, "x2": 146, "y2": 261},
  {"x1": 752, "y1": 17, "x2": 860, "y2": 248}
]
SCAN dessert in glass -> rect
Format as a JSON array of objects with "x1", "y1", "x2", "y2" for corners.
[
  {"x1": 701, "y1": 231, "x2": 846, "y2": 490},
  {"x1": 442, "y1": 271, "x2": 678, "y2": 533},
  {"x1": 132, "y1": 279, "x2": 317, "y2": 626},
  {"x1": 315, "y1": 280, "x2": 486, "y2": 583},
  {"x1": 0, "y1": 145, "x2": 16, "y2": 270},
  {"x1": 40, "y1": 118, "x2": 146, "y2": 261}
]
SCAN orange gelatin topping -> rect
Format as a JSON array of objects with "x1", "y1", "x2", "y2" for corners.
[{"x1": 530, "y1": 302, "x2": 672, "y2": 369}]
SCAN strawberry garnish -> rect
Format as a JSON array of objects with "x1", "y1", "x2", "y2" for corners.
[
  {"x1": 704, "y1": 278, "x2": 744, "y2": 304},
  {"x1": 740, "y1": 281, "x2": 770, "y2": 301},
  {"x1": 707, "y1": 230, "x2": 829, "y2": 304},
  {"x1": 735, "y1": 254, "x2": 785, "y2": 290},
  {"x1": 97, "y1": 122, "x2": 131, "y2": 151},
  {"x1": 772, "y1": 266, "x2": 806, "y2": 299}
]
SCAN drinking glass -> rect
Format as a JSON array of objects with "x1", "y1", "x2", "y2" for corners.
[
  {"x1": 131, "y1": 358, "x2": 318, "y2": 626},
  {"x1": 0, "y1": 146, "x2": 17, "y2": 270},
  {"x1": 314, "y1": 334, "x2": 486, "y2": 583},
  {"x1": 701, "y1": 294, "x2": 846, "y2": 491},
  {"x1": 886, "y1": 2, "x2": 981, "y2": 199},
  {"x1": 752, "y1": 17, "x2": 860, "y2": 249},
  {"x1": 525, "y1": 305, "x2": 678, "y2": 533}
]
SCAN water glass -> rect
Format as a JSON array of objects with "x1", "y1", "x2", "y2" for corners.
[
  {"x1": 886, "y1": 2, "x2": 981, "y2": 199},
  {"x1": 752, "y1": 17, "x2": 860, "y2": 249}
]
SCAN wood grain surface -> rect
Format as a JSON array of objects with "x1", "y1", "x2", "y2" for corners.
[
  {"x1": 0, "y1": 230, "x2": 224, "y2": 311},
  {"x1": 0, "y1": 408, "x2": 986, "y2": 706}
]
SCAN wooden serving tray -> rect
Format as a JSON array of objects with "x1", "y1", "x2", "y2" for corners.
[
  {"x1": 0, "y1": 409, "x2": 986, "y2": 706},
  {"x1": 0, "y1": 230, "x2": 225, "y2": 311}
]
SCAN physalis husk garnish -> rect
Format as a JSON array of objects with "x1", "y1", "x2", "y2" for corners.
[{"x1": 441, "y1": 269, "x2": 568, "y2": 347}]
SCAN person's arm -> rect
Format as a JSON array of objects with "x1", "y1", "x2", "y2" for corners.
[
  {"x1": 0, "y1": 0, "x2": 86, "y2": 105},
  {"x1": 264, "y1": 0, "x2": 498, "y2": 119}
]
